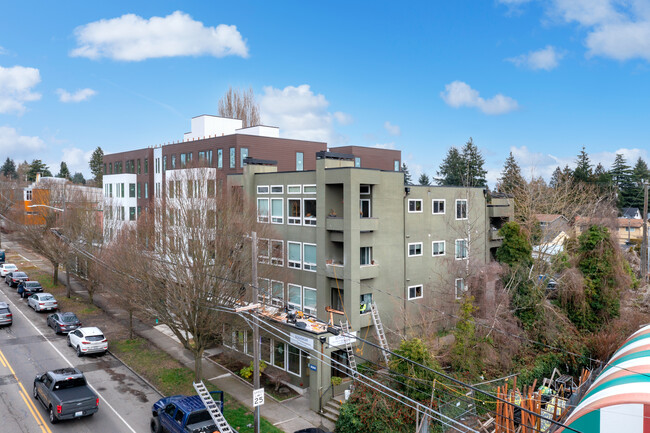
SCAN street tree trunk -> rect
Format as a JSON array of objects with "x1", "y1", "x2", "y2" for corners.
[
  {"x1": 128, "y1": 310, "x2": 133, "y2": 340},
  {"x1": 65, "y1": 261, "x2": 72, "y2": 298},
  {"x1": 52, "y1": 261, "x2": 59, "y2": 286},
  {"x1": 194, "y1": 347, "x2": 204, "y2": 383}
]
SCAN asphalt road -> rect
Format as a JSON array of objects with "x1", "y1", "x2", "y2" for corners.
[{"x1": 0, "y1": 280, "x2": 160, "y2": 433}]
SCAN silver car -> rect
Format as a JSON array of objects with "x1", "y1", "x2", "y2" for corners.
[
  {"x1": 0, "y1": 302, "x2": 12, "y2": 326},
  {"x1": 28, "y1": 293, "x2": 58, "y2": 312}
]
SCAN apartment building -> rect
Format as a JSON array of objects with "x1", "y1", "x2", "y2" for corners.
[{"x1": 102, "y1": 115, "x2": 512, "y2": 412}]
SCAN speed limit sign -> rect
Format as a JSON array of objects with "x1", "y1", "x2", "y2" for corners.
[{"x1": 253, "y1": 388, "x2": 265, "y2": 407}]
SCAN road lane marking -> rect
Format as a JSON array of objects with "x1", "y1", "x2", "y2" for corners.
[
  {"x1": 0, "y1": 292, "x2": 138, "y2": 433},
  {"x1": 0, "y1": 348, "x2": 51, "y2": 433}
]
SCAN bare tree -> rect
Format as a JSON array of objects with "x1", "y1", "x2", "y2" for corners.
[
  {"x1": 114, "y1": 166, "x2": 279, "y2": 381},
  {"x1": 218, "y1": 86, "x2": 261, "y2": 128}
]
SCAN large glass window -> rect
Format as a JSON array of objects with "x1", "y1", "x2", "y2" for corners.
[
  {"x1": 303, "y1": 199, "x2": 316, "y2": 225},
  {"x1": 271, "y1": 281, "x2": 284, "y2": 306},
  {"x1": 303, "y1": 184, "x2": 316, "y2": 194},
  {"x1": 355, "y1": 157, "x2": 361, "y2": 167},
  {"x1": 432, "y1": 241, "x2": 445, "y2": 256},
  {"x1": 229, "y1": 147, "x2": 235, "y2": 168},
  {"x1": 288, "y1": 199, "x2": 301, "y2": 225},
  {"x1": 360, "y1": 293, "x2": 372, "y2": 314},
  {"x1": 303, "y1": 287, "x2": 316, "y2": 315},
  {"x1": 273, "y1": 341, "x2": 285, "y2": 369},
  {"x1": 261, "y1": 336, "x2": 271, "y2": 363},
  {"x1": 144, "y1": 158, "x2": 149, "y2": 173},
  {"x1": 137, "y1": 159, "x2": 141, "y2": 174},
  {"x1": 257, "y1": 198, "x2": 269, "y2": 223},
  {"x1": 360, "y1": 199, "x2": 371, "y2": 218},
  {"x1": 288, "y1": 242, "x2": 301, "y2": 269},
  {"x1": 455, "y1": 239, "x2": 468, "y2": 260},
  {"x1": 271, "y1": 240, "x2": 284, "y2": 266},
  {"x1": 456, "y1": 199, "x2": 468, "y2": 220},
  {"x1": 360, "y1": 247, "x2": 372, "y2": 265},
  {"x1": 432, "y1": 200, "x2": 445, "y2": 215},
  {"x1": 271, "y1": 198, "x2": 283, "y2": 224},
  {"x1": 288, "y1": 284, "x2": 301, "y2": 309},
  {"x1": 455, "y1": 278, "x2": 467, "y2": 299},
  {"x1": 258, "y1": 238, "x2": 269, "y2": 264},
  {"x1": 240, "y1": 148, "x2": 248, "y2": 167},
  {"x1": 218, "y1": 149, "x2": 223, "y2": 168},
  {"x1": 408, "y1": 242, "x2": 423, "y2": 257},
  {"x1": 408, "y1": 285, "x2": 423, "y2": 300},
  {"x1": 137, "y1": 183, "x2": 141, "y2": 199},
  {"x1": 129, "y1": 207, "x2": 136, "y2": 221},
  {"x1": 408, "y1": 199, "x2": 422, "y2": 213},
  {"x1": 394, "y1": 160, "x2": 400, "y2": 171},
  {"x1": 303, "y1": 243, "x2": 317, "y2": 271},
  {"x1": 144, "y1": 183, "x2": 148, "y2": 198},
  {"x1": 171, "y1": 154, "x2": 176, "y2": 169},
  {"x1": 287, "y1": 345, "x2": 301, "y2": 376},
  {"x1": 129, "y1": 183, "x2": 136, "y2": 198},
  {"x1": 296, "y1": 152, "x2": 304, "y2": 171}
]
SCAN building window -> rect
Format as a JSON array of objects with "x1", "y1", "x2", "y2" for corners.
[
  {"x1": 170, "y1": 154, "x2": 175, "y2": 169},
  {"x1": 273, "y1": 341, "x2": 285, "y2": 369},
  {"x1": 408, "y1": 242, "x2": 423, "y2": 257},
  {"x1": 240, "y1": 148, "x2": 248, "y2": 167},
  {"x1": 109, "y1": 184, "x2": 113, "y2": 197},
  {"x1": 137, "y1": 183, "x2": 141, "y2": 199},
  {"x1": 303, "y1": 184, "x2": 316, "y2": 194},
  {"x1": 360, "y1": 184, "x2": 371, "y2": 195},
  {"x1": 137, "y1": 159, "x2": 141, "y2": 174},
  {"x1": 288, "y1": 185, "x2": 301, "y2": 194},
  {"x1": 455, "y1": 278, "x2": 467, "y2": 299},
  {"x1": 303, "y1": 199, "x2": 316, "y2": 225},
  {"x1": 229, "y1": 147, "x2": 235, "y2": 168},
  {"x1": 331, "y1": 287, "x2": 344, "y2": 311},
  {"x1": 287, "y1": 345, "x2": 301, "y2": 376},
  {"x1": 162, "y1": 156, "x2": 166, "y2": 172},
  {"x1": 432, "y1": 199, "x2": 445, "y2": 215},
  {"x1": 288, "y1": 242, "x2": 302, "y2": 269},
  {"x1": 288, "y1": 284, "x2": 301, "y2": 310},
  {"x1": 408, "y1": 199, "x2": 422, "y2": 213},
  {"x1": 271, "y1": 198, "x2": 283, "y2": 224},
  {"x1": 258, "y1": 278, "x2": 270, "y2": 301},
  {"x1": 355, "y1": 157, "x2": 361, "y2": 168},
  {"x1": 168, "y1": 181, "x2": 175, "y2": 199},
  {"x1": 288, "y1": 199, "x2": 301, "y2": 225},
  {"x1": 207, "y1": 150, "x2": 213, "y2": 165},
  {"x1": 296, "y1": 152, "x2": 304, "y2": 171},
  {"x1": 432, "y1": 241, "x2": 445, "y2": 256},
  {"x1": 456, "y1": 199, "x2": 468, "y2": 220},
  {"x1": 360, "y1": 247, "x2": 372, "y2": 265},
  {"x1": 145, "y1": 158, "x2": 149, "y2": 173},
  {"x1": 109, "y1": 163, "x2": 112, "y2": 174},
  {"x1": 303, "y1": 286, "x2": 317, "y2": 315},
  {"x1": 303, "y1": 243, "x2": 317, "y2": 271},
  {"x1": 271, "y1": 240, "x2": 284, "y2": 266},
  {"x1": 360, "y1": 199, "x2": 371, "y2": 218},
  {"x1": 408, "y1": 285, "x2": 423, "y2": 300},
  {"x1": 257, "y1": 198, "x2": 269, "y2": 223},
  {"x1": 257, "y1": 185, "x2": 269, "y2": 194},
  {"x1": 394, "y1": 160, "x2": 400, "y2": 171},
  {"x1": 271, "y1": 281, "x2": 284, "y2": 306},
  {"x1": 198, "y1": 151, "x2": 206, "y2": 161},
  {"x1": 455, "y1": 239, "x2": 468, "y2": 260},
  {"x1": 258, "y1": 238, "x2": 269, "y2": 264},
  {"x1": 271, "y1": 185, "x2": 283, "y2": 194},
  {"x1": 180, "y1": 153, "x2": 186, "y2": 167},
  {"x1": 360, "y1": 293, "x2": 372, "y2": 314},
  {"x1": 217, "y1": 149, "x2": 223, "y2": 169},
  {"x1": 25, "y1": 190, "x2": 32, "y2": 201},
  {"x1": 129, "y1": 207, "x2": 136, "y2": 221},
  {"x1": 121, "y1": 183, "x2": 125, "y2": 198},
  {"x1": 144, "y1": 183, "x2": 148, "y2": 199}
]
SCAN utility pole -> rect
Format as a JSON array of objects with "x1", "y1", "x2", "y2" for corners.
[
  {"x1": 643, "y1": 183, "x2": 648, "y2": 283},
  {"x1": 251, "y1": 231, "x2": 260, "y2": 433}
]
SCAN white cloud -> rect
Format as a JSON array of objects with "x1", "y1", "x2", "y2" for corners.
[
  {"x1": 507, "y1": 45, "x2": 565, "y2": 70},
  {"x1": 440, "y1": 81, "x2": 519, "y2": 115},
  {"x1": 373, "y1": 142, "x2": 396, "y2": 149},
  {"x1": 0, "y1": 126, "x2": 46, "y2": 158},
  {"x1": 60, "y1": 147, "x2": 94, "y2": 175},
  {"x1": 333, "y1": 111, "x2": 353, "y2": 125},
  {"x1": 260, "y1": 84, "x2": 348, "y2": 144},
  {"x1": 383, "y1": 121, "x2": 401, "y2": 136},
  {"x1": 0, "y1": 66, "x2": 41, "y2": 114},
  {"x1": 56, "y1": 88, "x2": 97, "y2": 103},
  {"x1": 71, "y1": 11, "x2": 248, "y2": 61}
]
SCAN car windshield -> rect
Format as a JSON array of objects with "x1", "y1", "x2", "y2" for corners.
[
  {"x1": 0, "y1": 308, "x2": 9, "y2": 314},
  {"x1": 61, "y1": 314, "x2": 79, "y2": 323},
  {"x1": 86, "y1": 335, "x2": 105, "y2": 341},
  {"x1": 187, "y1": 409, "x2": 212, "y2": 425},
  {"x1": 5, "y1": 265, "x2": 16, "y2": 270},
  {"x1": 14, "y1": 272, "x2": 27, "y2": 278},
  {"x1": 41, "y1": 295, "x2": 54, "y2": 301},
  {"x1": 26, "y1": 282, "x2": 40, "y2": 287},
  {"x1": 53, "y1": 377, "x2": 86, "y2": 390}
]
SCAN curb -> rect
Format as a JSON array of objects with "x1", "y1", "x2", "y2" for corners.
[{"x1": 107, "y1": 349, "x2": 165, "y2": 398}]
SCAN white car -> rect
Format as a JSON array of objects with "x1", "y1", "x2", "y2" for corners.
[
  {"x1": 27, "y1": 293, "x2": 58, "y2": 312},
  {"x1": 67, "y1": 327, "x2": 108, "y2": 357},
  {"x1": 0, "y1": 263, "x2": 17, "y2": 277}
]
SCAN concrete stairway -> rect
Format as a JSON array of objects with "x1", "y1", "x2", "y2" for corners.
[{"x1": 321, "y1": 396, "x2": 344, "y2": 424}]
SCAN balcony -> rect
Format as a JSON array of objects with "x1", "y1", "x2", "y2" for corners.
[
  {"x1": 326, "y1": 263, "x2": 345, "y2": 280},
  {"x1": 359, "y1": 263, "x2": 379, "y2": 280},
  {"x1": 490, "y1": 229, "x2": 504, "y2": 241},
  {"x1": 326, "y1": 217, "x2": 344, "y2": 231},
  {"x1": 359, "y1": 217, "x2": 379, "y2": 231},
  {"x1": 488, "y1": 204, "x2": 511, "y2": 218}
]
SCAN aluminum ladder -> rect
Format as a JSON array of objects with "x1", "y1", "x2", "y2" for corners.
[
  {"x1": 370, "y1": 302, "x2": 391, "y2": 365},
  {"x1": 193, "y1": 381, "x2": 234, "y2": 433},
  {"x1": 340, "y1": 321, "x2": 359, "y2": 380}
]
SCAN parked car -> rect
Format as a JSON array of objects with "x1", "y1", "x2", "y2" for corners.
[
  {"x1": 150, "y1": 391, "x2": 224, "y2": 433},
  {"x1": 67, "y1": 327, "x2": 108, "y2": 357},
  {"x1": 33, "y1": 367, "x2": 99, "y2": 424},
  {"x1": 0, "y1": 263, "x2": 17, "y2": 277},
  {"x1": 47, "y1": 312, "x2": 82, "y2": 334},
  {"x1": 0, "y1": 249, "x2": 5, "y2": 263},
  {"x1": 28, "y1": 293, "x2": 58, "y2": 312},
  {"x1": 0, "y1": 302, "x2": 12, "y2": 326},
  {"x1": 6, "y1": 271, "x2": 29, "y2": 287},
  {"x1": 19, "y1": 280, "x2": 42, "y2": 298}
]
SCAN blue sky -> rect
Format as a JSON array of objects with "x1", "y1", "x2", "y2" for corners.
[{"x1": 1, "y1": 0, "x2": 650, "y2": 185}]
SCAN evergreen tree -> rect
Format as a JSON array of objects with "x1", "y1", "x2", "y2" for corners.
[
  {"x1": 610, "y1": 154, "x2": 634, "y2": 209},
  {"x1": 461, "y1": 138, "x2": 487, "y2": 187},
  {"x1": 436, "y1": 147, "x2": 464, "y2": 186},
  {"x1": 0, "y1": 157, "x2": 17, "y2": 179},
  {"x1": 549, "y1": 166, "x2": 562, "y2": 189},
  {"x1": 497, "y1": 152, "x2": 525, "y2": 193},
  {"x1": 417, "y1": 173, "x2": 430, "y2": 186},
  {"x1": 71, "y1": 172, "x2": 86, "y2": 185},
  {"x1": 89, "y1": 146, "x2": 104, "y2": 186},
  {"x1": 629, "y1": 158, "x2": 650, "y2": 209},
  {"x1": 573, "y1": 146, "x2": 593, "y2": 183},
  {"x1": 56, "y1": 161, "x2": 71, "y2": 180},
  {"x1": 27, "y1": 159, "x2": 52, "y2": 181},
  {"x1": 593, "y1": 163, "x2": 612, "y2": 188},
  {"x1": 401, "y1": 162, "x2": 412, "y2": 185}
]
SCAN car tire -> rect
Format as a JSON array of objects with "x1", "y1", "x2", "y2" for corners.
[
  {"x1": 67, "y1": 337, "x2": 72, "y2": 347},
  {"x1": 49, "y1": 407, "x2": 58, "y2": 424},
  {"x1": 150, "y1": 417, "x2": 162, "y2": 433},
  {"x1": 76, "y1": 346, "x2": 83, "y2": 357},
  {"x1": 33, "y1": 386, "x2": 38, "y2": 400}
]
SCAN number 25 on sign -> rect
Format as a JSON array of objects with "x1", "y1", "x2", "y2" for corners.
[{"x1": 253, "y1": 388, "x2": 265, "y2": 407}]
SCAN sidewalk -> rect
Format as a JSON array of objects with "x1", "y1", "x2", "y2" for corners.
[{"x1": 2, "y1": 237, "x2": 334, "y2": 433}]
